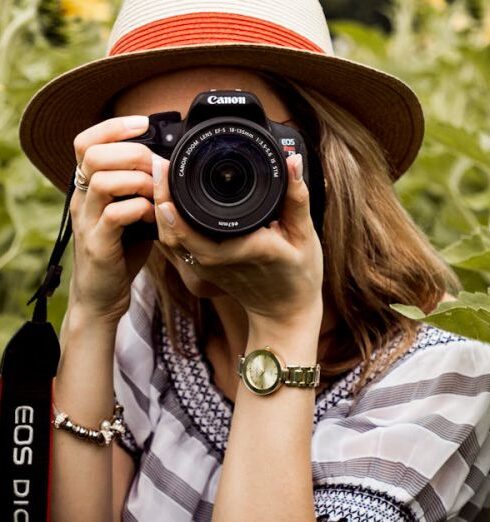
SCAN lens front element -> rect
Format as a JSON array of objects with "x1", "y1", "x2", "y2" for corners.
[
  {"x1": 200, "y1": 146, "x2": 257, "y2": 207},
  {"x1": 207, "y1": 157, "x2": 253, "y2": 205}
]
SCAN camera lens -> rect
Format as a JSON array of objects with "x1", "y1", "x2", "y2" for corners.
[
  {"x1": 169, "y1": 119, "x2": 287, "y2": 238},
  {"x1": 201, "y1": 152, "x2": 256, "y2": 206},
  {"x1": 192, "y1": 136, "x2": 264, "y2": 214}
]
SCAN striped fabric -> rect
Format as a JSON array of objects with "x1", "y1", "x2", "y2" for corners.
[
  {"x1": 114, "y1": 268, "x2": 490, "y2": 521},
  {"x1": 106, "y1": 0, "x2": 334, "y2": 56}
]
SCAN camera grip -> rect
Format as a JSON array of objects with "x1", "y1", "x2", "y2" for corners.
[
  {"x1": 122, "y1": 221, "x2": 158, "y2": 243},
  {"x1": 112, "y1": 195, "x2": 159, "y2": 243}
]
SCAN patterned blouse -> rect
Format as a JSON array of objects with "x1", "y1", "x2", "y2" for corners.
[{"x1": 114, "y1": 268, "x2": 490, "y2": 521}]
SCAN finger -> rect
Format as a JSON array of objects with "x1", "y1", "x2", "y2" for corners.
[
  {"x1": 73, "y1": 115, "x2": 149, "y2": 165},
  {"x1": 211, "y1": 225, "x2": 287, "y2": 265},
  {"x1": 152, "y1": 154, "x2": 171, "y2": 205},
  {"x1": 80, "y1": 142, "x2": 153, "y2": 180},
  {"x1": 83, "y1": 170, "x2": 154, "y2": 226},
  {"x1": 279, "y1": 154, "x2": 312, "y2": 245},
  {"x1": 93, "y1": 197, "x2": 156, "y2": 247},
  {"x1": 155, "y1": 201, "x2": 217, "y2": 253},
  {"x1": 155, "y1": 201, "x2": 286, "y2": 266}
]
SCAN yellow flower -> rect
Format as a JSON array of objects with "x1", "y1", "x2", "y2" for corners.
[{"x1": 61, "y1": 0, "x2": 112, "y2": 22}]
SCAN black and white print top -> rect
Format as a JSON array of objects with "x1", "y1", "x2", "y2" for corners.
[{"x1": 114, "y1": 268, "x2": 490, "y2": 521}]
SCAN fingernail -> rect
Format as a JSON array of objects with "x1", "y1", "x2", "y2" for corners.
[
  {"x1": 152, "y1": 154, "x2": 163, "y2": 185},
  {"x1": 159, "y1": 203, "x2": 175, "y2": 226},
  {"x1": 293, "y1": 154, "x2": 303, "y2": 181},
  {"x1": 124, "y1": 115, "x2": 149, "y2": 130}
]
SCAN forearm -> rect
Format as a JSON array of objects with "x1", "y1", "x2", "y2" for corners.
[
  {"x1": 51, "y1": 303, "x2": 119, "y2": 522},
  {"x1": 212, "y1": 303, "x2": 322, "y2": 522}
]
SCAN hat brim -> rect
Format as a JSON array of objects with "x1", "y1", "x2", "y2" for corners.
[{"x1": 19, "y1": 43, "x2": 424, "y2": 193}]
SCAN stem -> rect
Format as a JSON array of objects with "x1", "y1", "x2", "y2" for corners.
[
  {"x1": 0, "y1": 178, "x2": 26, "y2": 270},
  {"x1": 448, "y1": 157, "x2": 480, "y2": 231},
  {"x1": 0, "y1": 0, "x2": 14, "y2": 37},
  {"x1": 0, "y1": 235, "x2": 21, "y2": 270},
  {"x1": 0, "y1": 0, "x2": 40, "y2": 85}
]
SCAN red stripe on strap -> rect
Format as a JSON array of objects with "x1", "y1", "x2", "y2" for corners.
[{"x1": 109, "y1": 12, "x2": 324, "y2": 56}]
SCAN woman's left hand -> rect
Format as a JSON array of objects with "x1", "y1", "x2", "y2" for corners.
[{"x1": 153, "y1": 153, "x2": 324, "y2": 325}]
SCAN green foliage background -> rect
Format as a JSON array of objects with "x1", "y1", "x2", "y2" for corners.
[{"x1": 1, "y1": 0, "x2": 489, "y2": 350}]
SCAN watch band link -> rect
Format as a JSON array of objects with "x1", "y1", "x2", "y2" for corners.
[{"x1": 282, "y1": 365, "x2": 321, "y2": 388}]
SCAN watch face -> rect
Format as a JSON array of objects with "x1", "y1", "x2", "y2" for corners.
[{"x1": 243, "y1": 349, "x2": 282, "y2": 395}]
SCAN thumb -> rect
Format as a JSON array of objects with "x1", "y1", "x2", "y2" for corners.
[
  {"x1": 152, "y1": 154, "x2": 171, "y2": 206},
  {"x1": 280, "y1": 154, "x2": 312, "y2": 244}
]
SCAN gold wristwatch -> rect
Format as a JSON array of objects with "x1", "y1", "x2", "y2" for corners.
[{"x1": 236, "y1": 346, "x2": 321, "y2": 396}]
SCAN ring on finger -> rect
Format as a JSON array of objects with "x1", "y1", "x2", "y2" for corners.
[
  {"x1": 180, "y1": 250, "x2": 197, "y2": 266},
  {"x1": 74, "y1": 163, "x2": 90, "y2": 192}
]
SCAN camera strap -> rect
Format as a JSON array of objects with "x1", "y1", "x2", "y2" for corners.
[{"x1": 0, "y1": 169, "x2": 76, "y2": 522}]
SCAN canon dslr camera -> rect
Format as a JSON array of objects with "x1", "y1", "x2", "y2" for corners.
[{"x1": 123, "y1": 89, "x2": 324, "y2": 241}]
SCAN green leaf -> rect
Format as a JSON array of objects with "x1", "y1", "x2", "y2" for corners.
[
  {"x1": 0, "y1": 139, "x2": 19, "y2": 163},
  {"x1": 390, "y1": 290, "x2": 490, "y2": 342},
  {"x1": 389, "y1": 304, "x2": 426, "y2": 321},
  {"x1": 330, "y1": 21, "x2": 388, "y2": 58},
  {"x1": 440, "y1": 228, "x2": 490, "y2": 272},
  {"x1": 427, "y1": 122, "x2": 490, "y2": 171},
  {"x1": 453, "y1": 266, "x2": 490, "y2": 293}
]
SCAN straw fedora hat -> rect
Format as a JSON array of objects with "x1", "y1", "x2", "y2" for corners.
[{"x1": 19, "y1": 0, "x2": 424, "y2": 193}]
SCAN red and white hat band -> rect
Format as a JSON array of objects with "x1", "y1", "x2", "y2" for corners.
[{"x1": 107, "y1": 0, "x2": 334, "y2": 56}]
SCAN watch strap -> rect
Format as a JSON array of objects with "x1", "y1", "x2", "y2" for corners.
[{"x1": 282, "y1": 365, "x2": 321, "y2": 388}]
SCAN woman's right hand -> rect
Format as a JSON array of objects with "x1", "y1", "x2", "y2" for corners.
[{"x1": 69, "y1": 115, "x2": 156, "y2": 324}]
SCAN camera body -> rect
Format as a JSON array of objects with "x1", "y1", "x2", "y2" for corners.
[{"x1": 123, "y1": 90, "x2": 324, "y2": 241}]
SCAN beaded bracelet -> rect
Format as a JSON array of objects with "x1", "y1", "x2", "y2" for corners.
[{"x1": 52, "y1": 402, "x2": 126, "y2": 447}]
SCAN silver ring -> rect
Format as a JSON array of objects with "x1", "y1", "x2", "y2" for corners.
[
  {"x1": 74, "y1": 163, "x2": 89, "y2": 192},
  {"x1": 181, "y1": 252, "x2": 197, "y2": 265}
]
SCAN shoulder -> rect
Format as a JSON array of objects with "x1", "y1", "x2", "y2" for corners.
[
  {"x1": 349, "y1": 324, "x2": 490, "y2": 430},
  {"x1": 370, "y1": 323, "x2": 490, "y2": 391},
  {"x1": 312, "y1": 324, "x2": 490, "y2": 521},
  {"x1": 404, "y1": 322, "x2": 488, "y2": 358}
]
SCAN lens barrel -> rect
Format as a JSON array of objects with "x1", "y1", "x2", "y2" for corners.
[{"x1": 169, "y1": 117, "x2": 287, "y2": 238}]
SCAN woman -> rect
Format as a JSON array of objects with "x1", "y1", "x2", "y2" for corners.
[{"x1": 19, "y1": 1, "x2": 490, "y2": 521}]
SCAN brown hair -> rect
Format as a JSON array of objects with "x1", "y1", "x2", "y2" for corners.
[{"x1": 145, "y1": 75, "x2": 461, "y2": 394}]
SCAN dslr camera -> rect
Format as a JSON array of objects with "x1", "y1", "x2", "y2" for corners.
[{"x1": 123, "y1": 89, "x2": 324, "y2": 241}]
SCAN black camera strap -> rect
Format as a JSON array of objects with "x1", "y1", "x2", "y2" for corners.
[{"x1": 0, "y1": 169, "x2": 76, "y2": 522}]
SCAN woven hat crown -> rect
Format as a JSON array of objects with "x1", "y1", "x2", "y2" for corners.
[{"x1": 107, "y1": 0, "x2": 334, "y2": 57}]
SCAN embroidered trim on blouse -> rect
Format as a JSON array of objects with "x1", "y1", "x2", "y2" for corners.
[
  {"x1": 157, "y1": 308, "x2": 233, "y2": 454},
  {"x1": 157, "y1": 308, "x2": 364, "y2": 454},
  {"x1": 117, "y1": 418, "x2": 142, "y2": 460},
  {"x1": 155, "y1": 308, "x2": 462, "y2": 458},
  {"x1": 314, "y1": 483, "x2": 418, "y2": 522},
  {"x1": 356, "y1": 321, "x2": 468, "y2": 395},
  {"x1": 122, "y1": 303, "x2": 467, "y2": 465}
]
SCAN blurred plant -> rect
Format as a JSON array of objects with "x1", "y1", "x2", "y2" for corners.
[
  {"x1": 1, "y1": 0, "x2": 489, "y2": 349},
  {"x1": 0, "y1": 0, "x2": 118, "y2": 349},
  {"x1": 332, "y1": 0, "x2": 490, "y2": 338},
  {"x1": 321, "y1": 0, "x2": 392, "y2": 32}
]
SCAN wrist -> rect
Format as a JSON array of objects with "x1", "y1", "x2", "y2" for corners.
[
  {"x1": 245, "y1": 297, "x2": 323, "y2": 362},
  {"x1": 61, "y1": 301, "x2": 121, "y2": 349},
  {"x1": 67, "y1": 298, "x2": 125, "y2": 330},
  {"x1": 247, "y1": 295, "x2": 323, "y2": 332}
]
